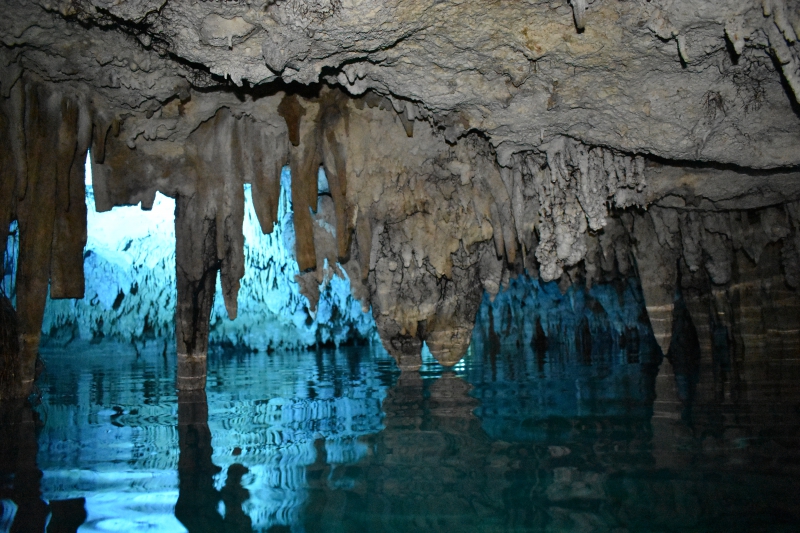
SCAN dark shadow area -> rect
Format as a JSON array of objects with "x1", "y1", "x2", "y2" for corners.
[{"x1": 0, "y1": 399, "x2": 87, "y2": 533}]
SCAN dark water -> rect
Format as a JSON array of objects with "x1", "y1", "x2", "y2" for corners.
[{"x1": 2, "y1": 281, "x2": 800, "y2": 533}]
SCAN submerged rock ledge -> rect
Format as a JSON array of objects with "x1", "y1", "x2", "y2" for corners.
[{"x1": 1, "y1": 0, "x2": 799, "y2": 396}]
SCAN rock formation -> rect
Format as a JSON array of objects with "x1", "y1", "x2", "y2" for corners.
[
  {"x1": 1, "y1": 0, "x2": 799, "y2": 396},
  {"x1": 38, "y1": 170, "x2": 375, "y2": 354}
]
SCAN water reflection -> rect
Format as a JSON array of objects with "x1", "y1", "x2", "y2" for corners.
[
  {"x1": 5, "y1": 278, "x2": 799, "y2": 532},
  {"x1": 0, "y1": 399, "x2": 86, "y2": 533},
  {"x1": 31, "y1": 342, "x2": 393, "y2": 532},
  {"x1": 176, "y1": 390, "x2": 251, "y2": 533},
  {"x1": 302, "y1": 370, "x2": 497, "y2": 532},
  {"x1": 0, "y1": 399, "x2": 49, "y2": 533},
  {"x1": 300, "y1": 366, "x2": 800, "y2": 532}
]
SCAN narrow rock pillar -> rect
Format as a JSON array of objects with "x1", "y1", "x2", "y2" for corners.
[
  {"x1": 630, "y1": 209, "x2": 680, "y2": 355},
  {"x1": 174, "y1": 193, "x2": 219, "y2": 391},
  {"x1": 13, "y1": 84, "x2": 58, "y2": 399},
  {"x1": 2, "y1": 82, "x2": 88, "y2": 400}
]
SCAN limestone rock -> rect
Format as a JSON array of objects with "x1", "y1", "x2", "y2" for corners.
[{"x1": 1, "y1": 0, "x2": 799, "y2": 394}]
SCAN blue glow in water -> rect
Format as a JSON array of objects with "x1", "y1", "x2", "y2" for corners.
[
  {"x1": 33, "y1": 154, "x2": 376, "y2": 349},
  {"x1": 467, "y1": 276, "x2": 662, "y2": 441},
  {"x1": 18, "y1": 288, "x2": 800, "y2": 533},
  {"x1": 1, "y1": 220, "x2": 17, "y2": 300},
  {"x1": 35, "y1": 343, "x2": 396, "y2": 533}
]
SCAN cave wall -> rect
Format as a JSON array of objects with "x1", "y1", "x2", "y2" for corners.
[{"x1": 1, "y1": 0, "x2": 799, "y2": 396}]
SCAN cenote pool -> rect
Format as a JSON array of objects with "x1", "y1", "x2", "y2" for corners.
[{"x1": 2, "y1": 276, "x2": 800, "y2": 533}]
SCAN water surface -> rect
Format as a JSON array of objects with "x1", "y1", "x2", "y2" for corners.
[{"x1": 2, "y1": 292, "x2": 800, "y2": 532}]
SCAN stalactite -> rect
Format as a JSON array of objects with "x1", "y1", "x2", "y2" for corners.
[
  {"x1": 14, "y1": 84, "x2": 56, "y2": 398},
  {"x1": 765, "y1": 0, "x2": 800, "y2": 103},
  {"x1": 500, "y1": 163, "x2": 538, "y2": 274},
  {"x1": 5, "y1": 82, "x2": 92, "y2": 396},
  {"x1": 528, "y1": 140, "x2": 587, "y2": 282},
  {"x1": 320, "y1": 94, "x2": 355, "y2": 262},
  {"x1": 50, "y1": 96, "x2": 90, "y2": 300},
  {"x1": 0, "y1": 81, "x2": 24, "y2": 246},
  {"x1": 280, "y1": 88, "x2": 361, "y2": 273},
  {"x1": 510, "y1": 137, "x2": 646, "y2": 283},
  {"x1": 277, "y1": 93, "x2": 306, "y2": 148},
  {"x1": 246, "y1": 118, "x2": 289, "y2": 235},
  {"x1": 355, "y1": 213, "x2": 372, "y2": 283},
  {"x1": 284, "y1": 94, "x2": 321, "y2": 273},
  {"x1": 422, "y1": 243, "x2": 487, "y2": 367},
  {"x1": 698, "y1": 212, "x2": 733, "y2": 286},
  {"x1": 570, "y1": 0, "x2": 587, "y2": 31},
  {"x1": 782, "y1": 202, "x2": 800, "y2": 288},
  {"x1": 206, "y1": 110, "x2": 245, "y2": 320},
  {"x1": 630, "y1": 207, "x2": 680, "y2": 355},
  {"x1": 3, "y1": 71, "x2": 795, "y2": 393},
  {"x1": 582, "y1": 216, "x2": 633, "y2": 289},
  {"x1": 729, "y1": 207, "x2": 790, "y2": 265},
  {"x1": 1, "y1": 0, "x2": 799, "y2": 408}
]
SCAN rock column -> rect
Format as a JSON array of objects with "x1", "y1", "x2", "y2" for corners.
[
  {"x1": 1, "y1": 81, "x2": 88, "y2": 399},
  {"x1": 174, "y1": 193, "x2": 220, "y2": 391}
]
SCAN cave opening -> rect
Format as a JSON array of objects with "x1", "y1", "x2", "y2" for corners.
[{"x1": 1, "y1": 153, "x2": 378, "y2": 357}]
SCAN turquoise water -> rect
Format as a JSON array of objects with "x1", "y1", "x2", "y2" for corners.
[{"x1": 2, "y1": 281, "x2": 800, "y2": 532}]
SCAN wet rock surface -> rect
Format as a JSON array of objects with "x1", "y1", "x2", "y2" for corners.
[{"x1": 0, "y1": 0, "x2": 799, "y2": 394}]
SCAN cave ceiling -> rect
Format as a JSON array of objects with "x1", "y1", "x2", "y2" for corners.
[{"x1": 2, "y1": 0, "x2": 799, "y2": 166}]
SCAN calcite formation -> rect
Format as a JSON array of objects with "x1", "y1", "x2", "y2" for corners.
[{"x1": 1, "y1": 0, "x2": 799, "y2": 396}]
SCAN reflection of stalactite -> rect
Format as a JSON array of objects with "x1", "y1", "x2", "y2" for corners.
[
  {"x1": 469, "y1": 275, "x2": 662, "y2": 440},
  {"x1": 303, "y1": 370, "x2": 497, "y2": 532},
  {"x1": 0, "y1": 400, "x2": 49, "y2": 532},
  {"x1": 176, "y1": 390, "x2": 253, "y2": 533},
  {"x1": 176, "y1": 390, "x2": 224, "y2": 532},
  {"x1": 0, "y1": 295, "x2": 19, "y2": 396}
]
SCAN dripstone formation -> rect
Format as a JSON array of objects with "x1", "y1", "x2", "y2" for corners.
[{"x1": 1, "y1": 0, "x2": 799, "y2": 397}]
